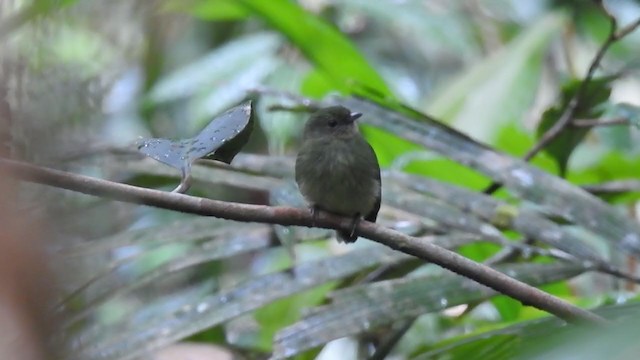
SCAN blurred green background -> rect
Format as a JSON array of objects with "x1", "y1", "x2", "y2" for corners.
[{"x1": 3, "y1": 0, "x2": 640, "y2": 359}]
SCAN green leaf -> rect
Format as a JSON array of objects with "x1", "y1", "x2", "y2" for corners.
[
  {"x1": 536, "y1": 77, "x2": 613, "y2": 176},
  {"x1": 252, "y1": 283, "x2": 336, "y2": 351},
  {"x1": 273, "y1": 263, "x2": 587, "y2": 358},
  {"x1": 237, "y1": 0, "x2": 393, "y2": 98},
  {"x1": 162, "y1": 0, "x2": 250, "y2": 20},
  {"x1": 421, "y1": 302, "x2": 640, "y2": 360},
  {"x1": 146, "y1": 34, "x2": 273, "y2": 103},
  {"x1": 336, "y1": 97, "x2": 640, "y2": 258},
  {"x1": 491, "y1": 296, "x2": 523, "y2": 322},
  {"x1": 72, "y1": 247, "x2": 410, "y2": 360},
  {"x1": 494, "y1": 124, "x2": 558, "y2": 174},
  {"x1": 425, "y1": 13, "x2": 567, "y2": 143}
]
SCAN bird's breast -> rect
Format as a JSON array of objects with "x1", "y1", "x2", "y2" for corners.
[{"x1": 296, "y1": 138, "x2": 379, "y2": 216}]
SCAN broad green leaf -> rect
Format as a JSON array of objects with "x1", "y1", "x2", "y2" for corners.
[
  {"x1": 146, "y1": 32, "x2": 279, "y2": 106},
  {"x1": 494, "y1": 124, "x2": 558, "y2": 174},
  {"x1": 419, "y1": 302, "x2": 640, "y2": 360},
  {"x1": 71, "y1": 246, "x2": 410, "y2": 360},
  {"x1": 251, "y1": 283, "x2": 336, "y2": 351},
  {"x1": 568, "y1": 152, "x2": 640, "y2": 203},
  {"x1": 334, "y1": 97, "x2": 640, "y2": 257},
  {"x1": 389, "y1": 172, "x2": 608, "y2": 265},
  {"x1": 425, "y1": 13, "x2": 567, "y2": 142},
  {"x1": 237, "y1": 0, "x2": 393, "y2": 98},
  {"x1": 536, "y1": 77, "x2": 613, "y2": 176},
  {"x1": 162, "y1": 0, "x2": 249, "y2": 20},
  {"x1": 61, "y1": 225, "x2": 272, "y2": 328},
  {"x1": 273, "y1": 263, "x2": 587, "y2": 358}
]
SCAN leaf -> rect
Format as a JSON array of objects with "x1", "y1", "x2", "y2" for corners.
[
  {"x1": 388, "y1": 172, "x2": 608, "y2": 265},
  {"x1": 237, "y1": 0, "x2": 393, "y2": 99},
  {"x1": 536, "y1": 77, "x2": 613, "y2": 176},
  {"x1": 146, "y1": 32, "x2": 279, "y2": 105},
  {"x1": 425, "y1": 13, "x2": 566, "y2": 142},
  {"x1": 136, "y1": 102, "x2": 253, "y2": 188},
  {"x1": 272, "y1": 263, "x2": 587, "y2": 358},
  {"x1": 0, "y1": 0, "x2": 81, "y2": 38},
  {"x1": 419, "y1": 302, "x2": 640, "y2": 360},
  {"x1": 71, "y1": 246, "x2": 410, "y2": 360},
  {"x1": 60, "y1": 226, "x2": 272, "y2": 328},
  {"x1": 162, "y1": 0, "x2": 250, "y2": 20},
  {"x1": 334, "y1": 97, "x2": 640, "y2": 258}
]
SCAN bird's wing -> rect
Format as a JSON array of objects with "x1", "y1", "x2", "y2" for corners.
[{"x1": 364, "y1": 141, "x2": 381, "y2": 223}]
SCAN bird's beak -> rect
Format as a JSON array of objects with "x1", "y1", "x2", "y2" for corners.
[{"x1": 349, "y1": 112, "x2": 363, "y2": 123}]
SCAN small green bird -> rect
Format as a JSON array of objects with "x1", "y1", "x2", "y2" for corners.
[{"x1": 295, "y1": 106, "x2": 381, "y2": 243}]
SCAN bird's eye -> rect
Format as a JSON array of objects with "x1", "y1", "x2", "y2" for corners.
[{"x1": 328, "y1": 120, "x2": 338, "y2": 128}]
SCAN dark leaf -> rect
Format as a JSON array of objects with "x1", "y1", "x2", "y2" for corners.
[
  {"x1": 272, "y1": 262, "x2": 587, "y2": 358},
  {"x1": 136, "y1": 102, "x2": 253, "y2": 188},
  {"x1": 536, "y1": 77, "x2": 613, "y2": 176},
  {"x1": 418, "y1": 302, "x2": 640, "y2": 360}
]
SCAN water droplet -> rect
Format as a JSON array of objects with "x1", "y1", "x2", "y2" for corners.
[
  {"x1": 510, "y1": 168, "x2": 534, "y2": 187},
  {"x1": 219, "y1": 295, "x2": 229, "y2": 304},
  {"x1": 439, "y1": 298, "x2": 449, "y2": 307},
  {"x1": 196, "y1": 302, "x2": 209, "y2": 313},
  {"x1": 176, "y1": 304, "x2": 192, "y2": 316},
  {"x1": 362, "y1": 320, "x2": 371, "y2": 330}
]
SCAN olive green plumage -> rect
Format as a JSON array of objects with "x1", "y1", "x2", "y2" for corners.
[{"x1": 295, "y1": 106, "x2": 381, "y2": 243}]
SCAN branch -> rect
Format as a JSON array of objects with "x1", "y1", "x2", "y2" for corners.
[
  {"x1": 0, "y1": 158, "x2": 605, "y2": 324},
  {"x1": 582, "y1": 180, "x2": 640, "y2": 195},
  {"x1": 524, "y1": 14, "x2": 613, "y2": 161},
  {"x1": 485, "y1": 7, "x2": 640, "y2": 194},
  {"x1": 572, "y1": 117, "x2": 630, "y2": 128}
]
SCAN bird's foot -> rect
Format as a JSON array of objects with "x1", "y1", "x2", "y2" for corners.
[
  {"x1": 309, "y1": 205, "x2": 321, "y2": 226},
  {"x1": 348, "y1": 214, "x2": 361, "y2": 239}
]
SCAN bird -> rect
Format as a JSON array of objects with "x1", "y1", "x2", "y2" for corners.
[{"x1": 295, "y1": 105, "x2": 381, "y2": 243}]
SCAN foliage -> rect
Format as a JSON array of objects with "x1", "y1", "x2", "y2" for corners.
[{"x1": 5, "y1": 0, "x2": 640, "y2": 360}]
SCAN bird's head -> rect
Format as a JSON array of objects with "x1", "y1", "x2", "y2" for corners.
[{"x1": 302, "y1": 106, "x2": 362, "y2": 140}]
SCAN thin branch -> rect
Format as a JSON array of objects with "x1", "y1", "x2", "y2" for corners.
[
  {"x1": 522, "y1": 3, "x2": 620, "y2": 162},
  {"x1": 582, "y1": 180, "x2": 640, "y2": 195},
  {"x1": 485, "y1": 6, "x2": 640, "y2": 194},
  {"x1": 0, "y1": 158, "x2": 606, "y2": 324},
  {"x1": 572, "y1": 117, "x2": 630, "y2": 128}
]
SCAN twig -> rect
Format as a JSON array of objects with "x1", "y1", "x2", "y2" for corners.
[
  {"x1": 485, "y1": 5, "x2": 640, "y2": 194},
  {"x1": 524, "y1": 6, "x2": 617, "y2": 159},
  {"x1": 368, "y1": 320, "x2": 415, "y2": 360},
  {"x1": 572, "y1": 117, "x2": 630, "y2": 128},
  {"x1": 0, "y1": 158, "x2": 605, "y2": 324},
  {"x1": 582, "y1": 180, "x2": 640, "y2": 195}
]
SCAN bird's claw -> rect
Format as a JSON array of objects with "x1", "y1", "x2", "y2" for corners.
[
  {"x1": 309, "y1": 205, "x2": 320, "y2": 226},
  {"x1": 348, "y1": 214, "x2": 360, "y2": 238}
]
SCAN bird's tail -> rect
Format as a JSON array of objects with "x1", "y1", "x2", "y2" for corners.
[{"x1": 336, "y1": 231, "x2": 358, "y2": 243}]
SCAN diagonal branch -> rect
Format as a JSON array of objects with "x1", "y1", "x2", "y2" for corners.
[{"x1": 0, "y1": 157, "x2": 605, "y2": 324}]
